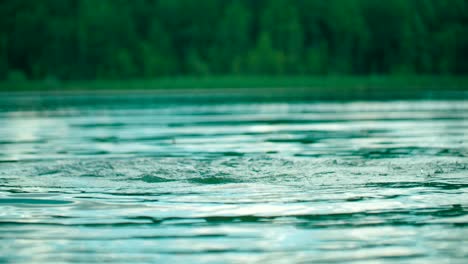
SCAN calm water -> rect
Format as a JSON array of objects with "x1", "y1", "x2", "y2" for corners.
[{"x1": 0, "y1": 93, "x2": 467, "y2": 263}]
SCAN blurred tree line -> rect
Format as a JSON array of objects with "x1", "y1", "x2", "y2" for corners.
[{"x1": 1, "y1": 0, "x2": 467, "y2": 80}]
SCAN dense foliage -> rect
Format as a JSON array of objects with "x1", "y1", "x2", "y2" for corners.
[{"x1": 1, "y1": 0, "x2": 468, "y2": 80}]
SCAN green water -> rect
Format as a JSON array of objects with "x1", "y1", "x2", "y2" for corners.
[{"x1": 0, "y1": 93, "x2": 467, "y2": 263}]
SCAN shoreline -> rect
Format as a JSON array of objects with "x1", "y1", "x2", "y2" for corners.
[{"x1": 1, "y1": 75, "x2": 467, "y2": 100}]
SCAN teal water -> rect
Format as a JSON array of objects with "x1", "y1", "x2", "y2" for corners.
[{"x1": 0, "y1": 93, "x2": 467, "y2": 263}]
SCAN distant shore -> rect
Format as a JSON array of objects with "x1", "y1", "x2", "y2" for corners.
[{"x1": 1, "y1": 75, "x2": 467, "y2": 100}]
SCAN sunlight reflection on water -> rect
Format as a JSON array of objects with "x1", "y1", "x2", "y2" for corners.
[{"x1": 0, "y1": 94, "x2": 467, "y2": 263}]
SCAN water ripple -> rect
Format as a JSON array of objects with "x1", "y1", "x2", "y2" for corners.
[{"x1": 0, "y1": 97, "x2": 467, "y2": 263}]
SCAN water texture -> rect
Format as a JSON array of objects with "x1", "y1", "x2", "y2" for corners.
[{"x1": 0, "y1": 93, "x2": 467, "y2": 263}]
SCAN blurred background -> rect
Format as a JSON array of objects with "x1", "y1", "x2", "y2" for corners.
[{"x1": 1, "y1": 0, "x2": 467, "y2": 84}]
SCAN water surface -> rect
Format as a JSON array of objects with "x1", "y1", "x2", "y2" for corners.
[{"x1": 0, "y1": 93, "x2": 467, "y2": 263}]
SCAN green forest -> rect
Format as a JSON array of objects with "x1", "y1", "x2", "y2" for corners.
[{"x1": 1, "y1": 0, "x2": 468, "y2": 81}]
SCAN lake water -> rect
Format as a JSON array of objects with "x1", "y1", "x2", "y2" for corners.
[{"x1": 0, "y1": 93, "x2": 467, "y2": 263}]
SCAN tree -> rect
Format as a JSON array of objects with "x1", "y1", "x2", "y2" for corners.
[
  {"x1": 139, "y1": 18, "x2": 178, "y2": 77},
  {"x1": 361, "y1": 0, "x2": 412, "y2": 74},
  {"x1": 211, "y1": 1, "x2": 252, "y2": 74},
  {"x1": 260, "y1": 0, "x2": 304, "y2": 73},
  {"x1": 0, "y1": 34, "x2": 7, "y2": 80},
  {"x1": 246, "y1": 32, "x2": 285, "y2": 75},
  {"x1": 1, "y1": 0, "x2": 468, "y2": 79},
  {"x1": 324, "y1": 0, "x2": 368, "y2": 74}
]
